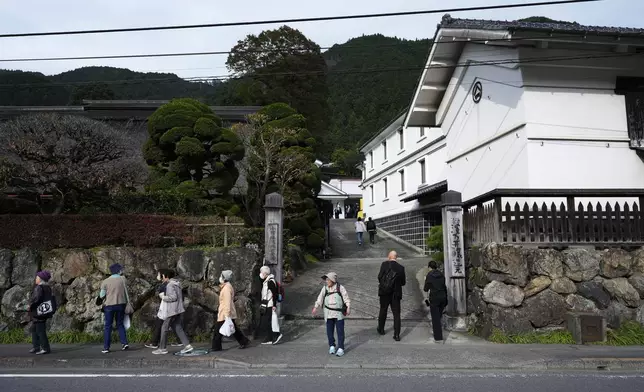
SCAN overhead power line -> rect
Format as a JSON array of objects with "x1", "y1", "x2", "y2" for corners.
[
  {"x1": 0, "y1": 50, "x2": 638, "y2": 90},
  {"x1": 0, "y1": 34, "x2": 589, "y2": 63},
  {"x1": 0, "y1": 0, "x2": 601, "y2": 39}
]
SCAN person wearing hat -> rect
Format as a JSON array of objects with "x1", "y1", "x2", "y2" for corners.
[
  {"x1": 28, "y1": 270, "x2": 55, "y2": 355},
  {"x1": 98, "y1": 263, "x2": 130, "y2": 354},
  {"x1": 212, "y1": 270, "x2": 250, "y2": 351},
  {"x1": 312, "y1": 272, "x2": 351, "y2": 357}
]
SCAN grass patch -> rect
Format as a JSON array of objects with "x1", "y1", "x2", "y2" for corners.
[
  {"x1": 489, "y1": 321, "x2": 644, "y2": 345},
  {"x1": 305, "y1": 253, "x2": 319, "y2": 264},
  {"x1": 488, "y1": 329, "x2": 576, "y2": 344}
]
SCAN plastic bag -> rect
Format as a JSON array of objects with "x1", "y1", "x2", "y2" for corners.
[
  {"x1": 219, "y1": 317, "x2": 235, "y2": 337},
  {"x1": 271, "y1": 310, "x2": 280, "y2": 333},
  {"x1": 124, "y1": 314, "x2": 131, "y2": 330}
]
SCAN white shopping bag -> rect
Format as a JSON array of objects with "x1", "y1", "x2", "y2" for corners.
[
  {"x1": 123, "y1": 314, "x2": 131, "y2": 330},
  {"x1": 219, "y1": 317, "x2": 235, "y2": 337},
  {"x1": 271, "y1": 310, "x2": 280, "y2": 333}
]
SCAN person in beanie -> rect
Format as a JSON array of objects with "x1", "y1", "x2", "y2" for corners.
[
  {"x1": 424, "y1": 260, "x2": 448, "y2": 342},
  {"x1": 28, "y1": 271, "x2": 55, "y2": 355},
  {"x1": 152, "y1": 269, "x2": 194, "y2": 355},
  {"x1": 99, "y1": 263, "x2": 129, "y2": 354},
  {"x1": 212, "y1": 270, "x2": 250, "y2": 351},
  {"x1": 312, "y1": 272, "x2": 351, "y2": 357},
  {"x1": 258, "y1": 266, "x2": 283, "y2": 345}
]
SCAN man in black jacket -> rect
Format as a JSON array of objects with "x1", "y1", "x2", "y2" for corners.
[
  {"x1": 423, "y1": 260, "x2": 448, "y2": 342},
  {"x1": 377, "y1": 250, "x2": 406, "y2": 341},
  {"x1": 366, "y1": 217, "x2": 377, "y2": 244}
]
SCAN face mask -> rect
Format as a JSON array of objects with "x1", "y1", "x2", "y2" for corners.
[
  {"x1": 219, "y1": 276, "x2": 225, "y2": 284},
  {"x1": 156, "y1": 273, "x2": 161, "y2": 282},
  {"x1": 259, "y1": 274, "x2": 264, "y2": 280}
]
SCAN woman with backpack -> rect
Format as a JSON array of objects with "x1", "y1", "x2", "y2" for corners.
[
  {"x1": 28, "y1": 270, "x2": 55, "y2": 355},
  {"x1": 258, "y1": 266, "x2": 283, "y2": 345},
  {"x1": 312, "y1": 272, "x2": 351, "y2": 357}
]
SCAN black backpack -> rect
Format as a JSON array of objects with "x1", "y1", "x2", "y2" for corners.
[{"x1": 379, "y1": 265, "x2": 398, "y2": 295}]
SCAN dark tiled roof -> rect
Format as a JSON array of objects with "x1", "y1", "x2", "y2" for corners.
[
  {"x1": 439, "y1": 14, "x2": 644, "y2": 36},
  {"x1": 401, "y1": 180, "x2": 448, "y2": 203}
]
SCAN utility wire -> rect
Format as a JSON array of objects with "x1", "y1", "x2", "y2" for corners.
[
  {"x1": 0, "y1": 0, "x2": 602, "y2": 38},
  {"x1": 0, "y1": 50, "x2": 638, "y2": 90},
  {"x1": 0, "y1": 34, "x2": 590, "y2": 63}
]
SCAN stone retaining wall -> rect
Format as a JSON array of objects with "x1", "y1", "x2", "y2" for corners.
[
  {"x1": 0, "y1": 246, "x2": 262, "y2": 336},
  {"x1": 467, "y1": 243, "x2": 644, "y2": 337}
]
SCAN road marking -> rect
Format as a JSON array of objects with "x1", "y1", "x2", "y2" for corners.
[{"x1": 0, "y1": 374, "x2": 279, "y2": 378}]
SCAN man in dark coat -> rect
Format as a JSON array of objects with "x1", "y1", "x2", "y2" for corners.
[
  {"x1": 377, "y1": 250, "x2": 406, "y2": 341},
  {"x1": 423, "y1": 260, "x2": 448, "y2": 342},
  {"x1": 366, "y1": 217, "x2": 377, "y2": 244}
]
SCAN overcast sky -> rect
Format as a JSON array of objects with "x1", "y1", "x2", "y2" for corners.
[{"x1": 0, "y1": 0, "x2": 642, "y2": 79}]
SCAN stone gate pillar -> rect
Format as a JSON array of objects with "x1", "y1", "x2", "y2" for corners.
[
  {"x1": 264, "y1": 192, "x2": 284, "y2": 314},
  {"x1": 441, "y1": 190, "x2": 467, "y2": 331}
]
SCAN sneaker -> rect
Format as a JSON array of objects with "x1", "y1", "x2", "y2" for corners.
[
  {"x1": 336, "y1": 348, "x2": 345, "y2": 357},
  {"x1": 29, "y1": 348, "x2": 38, "y2": 354},
  {"x1": 329, "y1": 346, "x2": 336, "y2": 355},
  {"x1": 121, "y1": 344, "x2": 129, "y2": 351},
  {"x1": 101, "y1": 349, "x2": 110, "y2": 354},
  {"x1": 171, "y1": 342, "x2": 184, "y2": 347},
  {"x1": 261, "y1": 340, "x2": 273, "y2": 345},
  {"x1": 35, "y1": 349, "x2": 49, "y2": 355},
  {"x1": 272, "y1": 334, "x2": 283, "y2": 345},
  {"x1": 152, "y1": 349, "x2": 168, "y2": 355},
  {"x1": 179, "y1": 345, "x2": 194, "y2": 354},
  {"x1": 144, "y1": 344, "x2": 159, "y2": 349}
]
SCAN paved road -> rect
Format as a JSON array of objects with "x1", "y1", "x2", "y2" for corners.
[
  {"x1": 3, "y1": 370, "x2": 644, "y2": 392},
  {"x1": 329, "y1": 219, "x2": 420, "y2": 259}
]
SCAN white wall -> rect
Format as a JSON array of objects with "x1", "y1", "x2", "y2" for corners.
[
  {"x1": 440, "y1": 44, "x2": 529, "y2": 201},
  {"x1": 362, "y1": 126, "x2": 446, "y2": 220},
  {"x1": 521, "y1": 47, "x2": 644, "y2": 189}
]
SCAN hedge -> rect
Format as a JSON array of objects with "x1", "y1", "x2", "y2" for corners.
[{"x1": 0, "y1": 214, "x2": 258, "y2": 250}]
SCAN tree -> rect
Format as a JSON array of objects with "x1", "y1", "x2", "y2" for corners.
[
  {"x1": 143, "y1": 98, "x2": 244, "y2": 214},
  {"x1": 69, "y1": 82, "x2": 115, "y2": 104},
  {"x1": 225, "y1": 26, "x2": 331, "y2": 157},
  {"x1": 0, "y1": 114, "x2": 146, "y2": 214},
  {"x1": 235, "y1": 103, "x2": 323, "y2": 248},
  {"x1": 331, "y1": 148, "x2": 364, "y2": 177}
]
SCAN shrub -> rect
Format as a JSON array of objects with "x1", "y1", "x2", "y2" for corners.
[{"x1": 426, "y1": 225, "x2": 444, "y2": 263}]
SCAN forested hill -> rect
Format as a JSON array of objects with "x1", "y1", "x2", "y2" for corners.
[
  {"x1": 0, "y1": 67, "x2": 220, "y2": 106},
  {"x1": 323, "y1": 34, "x2": 430, "y2": 148}
]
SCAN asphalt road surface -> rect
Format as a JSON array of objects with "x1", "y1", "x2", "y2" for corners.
[{"x1": 2, "y1": 370, "x2": 644, "y2": 392}]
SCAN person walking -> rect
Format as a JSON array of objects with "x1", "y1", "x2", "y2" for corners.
[
  {"x1": 312, "y1": 272, "x2": 351, "y2": 357},
  {"x1": 377, "y1": 251, "x2": 406, "y2": 341},
  {"x1": 145, "y1": 271, "x2": 181, "y2": 349},
  {"x1": 354, "y1": 217, "x2": 367, "y2": 246},
  {"x1": 366, "y1": 217, "x2": 377, "y2": 244},
  {"x1": 28, "y1": 270, "x2": 55, "y2": 355},
  {"x1": 258, "y1": 266, "x2": 283, "y2": 345},
  {"x1": 99, "y1": 263, "x2": 130, "y2": 354},
  {"x1": 424, "y1": 260, "x2": 448, "y2": 342},
  {"x1": 152, "y1": 269, "x2": 194, "y2": 355},
  {"x1": 212, "y1": 270, "x2": 250, "y2": 351}
]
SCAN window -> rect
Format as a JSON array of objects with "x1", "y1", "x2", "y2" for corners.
[
  {"x1": 382, "y1": 141, "x2": 387, "y2": 161},
  {"x1": 369, "y1": 151, "x2": 373, "y2": 169},
  {"x1": 398, "y1": 129, "x2": 404, "y2": 150},
  {"x1": 383, "y1": 178, "x2": 388, "y2": 199},
  {"x1": 370, "y1": 185, "x2": 374, "y2": 204},
  {"x1": 420, "y1": 127, "x2": 425, "y2": 138},
  {"x1": 419, "y1": 159, "x2": 426, "y2": 184},
  {"x1": 399, "y1": 169, "x2": 405, "y2": 193}
]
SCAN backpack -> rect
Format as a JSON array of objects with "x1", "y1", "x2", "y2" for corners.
[
  {"x1": 35, "y1": 285, "x2": 57, "y2": 319},
  {"x1": 276, "y1": 281, "x2": 285, "y2": 303},
  {"x1": 379, "y1": 265, "x2": 398, "y2": 295},
  {"x1": 324, "y1": 284, "x2": 348, "y2": 315}
]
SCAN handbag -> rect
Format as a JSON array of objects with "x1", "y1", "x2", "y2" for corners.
[{"x1": 121, "y1": 277, "x2": 134, "y2": 315}]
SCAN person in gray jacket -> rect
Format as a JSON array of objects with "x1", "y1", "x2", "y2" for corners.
[{"x1": 152, "y1": 269, "x2": 194, "y2": 355}]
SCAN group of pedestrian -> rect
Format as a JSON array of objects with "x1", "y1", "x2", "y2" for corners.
[
  {"x1": 27, "y1": 251, "x2": 447, "y2": 357},
  {"x1": 354, "y1": 216, "x2": 378, "y2": 246}
]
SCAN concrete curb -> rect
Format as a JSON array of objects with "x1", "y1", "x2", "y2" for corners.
[{"x1": 2, "y1": 357, "x2": 644, "y2": 371}]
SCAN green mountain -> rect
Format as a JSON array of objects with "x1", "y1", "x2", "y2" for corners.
[
  {"x1": 323, "y1": 34, "x2": 430, "y2": 148},
  {"x1": 0, "y1": 66, "x2": 220, "y2": 105}
]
